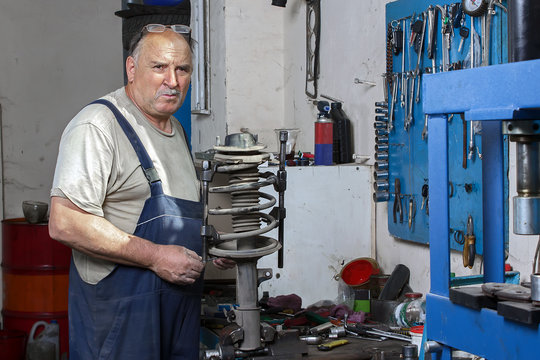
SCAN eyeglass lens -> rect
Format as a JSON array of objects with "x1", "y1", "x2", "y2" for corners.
[{"x1": 146, "y1": 24, "x2": 190, "y2": 35}]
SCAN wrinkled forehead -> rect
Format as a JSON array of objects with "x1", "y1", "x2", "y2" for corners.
[{"x1": 139, "y1": 31, "x2": 193, "y2": 62}]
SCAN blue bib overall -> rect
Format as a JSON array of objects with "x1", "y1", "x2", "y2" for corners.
[{"x1": 68, "y1": 99, "x2": 203, "y2": 360}]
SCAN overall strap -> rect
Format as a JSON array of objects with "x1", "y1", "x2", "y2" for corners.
[{"x1": 90, "y1": 99, "x2": 163, "y2": 197}]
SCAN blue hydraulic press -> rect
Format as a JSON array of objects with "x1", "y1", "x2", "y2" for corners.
[{"x1": 423, "y1": 58, "x2": 540, "y2": 359}]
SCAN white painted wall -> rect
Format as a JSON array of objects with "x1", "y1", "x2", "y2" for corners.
[
  {"x1": 257, "y1": 165, "x2": 373, "y2": 307},
  {"x1": 191, "y1": 0, "x2": 285, "y2": 152}
]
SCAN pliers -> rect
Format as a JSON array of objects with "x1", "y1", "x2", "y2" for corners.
[{"x1": 393, "y1": 178, "x2": 403, "y2": 223}]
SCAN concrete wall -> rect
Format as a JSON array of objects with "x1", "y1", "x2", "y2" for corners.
[{"x1": 0, "y1": 1, "x2": 123, "y2": 218}]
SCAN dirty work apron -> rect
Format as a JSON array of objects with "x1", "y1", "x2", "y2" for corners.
[{"x1": 68, "y1": 99, "x2": 203, "y2": 360}]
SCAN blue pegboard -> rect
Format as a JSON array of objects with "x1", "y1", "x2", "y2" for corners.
[{"x1": 384, "y1": 0, "x2": 509, "y2": 255}]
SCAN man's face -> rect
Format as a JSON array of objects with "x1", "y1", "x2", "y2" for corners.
[{"x1": 126, "y1": 31, "x2": 192, "y2": 121}]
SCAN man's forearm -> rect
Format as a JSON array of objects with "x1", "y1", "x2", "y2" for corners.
[{"x1": 49, "y1": 196, "x2": 158, "y2": 268}]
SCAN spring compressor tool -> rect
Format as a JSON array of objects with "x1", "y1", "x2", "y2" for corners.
[{"x1": 201, "y1": 132, "x2": 307, "y2": 359}]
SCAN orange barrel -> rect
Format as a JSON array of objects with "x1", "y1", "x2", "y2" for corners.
[{"x1": 1, "y1": 218, "x2": 71, "y2": 357}]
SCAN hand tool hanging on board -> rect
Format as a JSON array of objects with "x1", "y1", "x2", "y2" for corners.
[
  {"x1": 387, "y1": 22, "x2": 395, "y2": 89},
  {"x1": 462, "y1": 215, "x2": 476, "y2": 268},
  {"x1": 427, "y1": 6, "x2": 438, "y2": 73},
  {"x1": 392, "y1": 20, "x2": 403, "y2": 56},
  {"x1": 422, "y1": 114, "x2": 429, "y2": 141},
  {"x1": 451, "y1": 2, "x2": 464, "y2": 28},
  {"x1": 468, "y1": 120, "x2": 475, "y2": 160},
  {"x1": 436, "y1": 4, "x2": 450, "y2": 72},
  {"x1": 462, "y1": 114, "x2": 468, "y2": 168},
  {"x1": 406, "y1": 71, "x2": 415, "y2": 131},
  {"x1": 408, "y1": 198, "x2": 416, "y2": 229},
  {"x1": 482, "y1": 0, "x2": 505, "y2": 66},
  {"x1": 415, "y1": 12, "x2": 427, "y2": 104},
  {"x1": 393, "y1": 178, "x2": 403, "y2": 224},
  {"x1": 470, "y1": 14, "x2": 477, "y2": 68},
  {"x1": 400, "y1": 19, "x2": 407, "y2": 108},
  {"x1": 388, "y1": 73, "x2": 398, "y2": 132},
  {"x1": 421, "y1": 184, "x2": 429, "y2": 215}
]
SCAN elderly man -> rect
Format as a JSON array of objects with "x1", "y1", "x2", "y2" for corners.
[{"x1": 49, "y1": 24, "x2": 233, "y2": 359}]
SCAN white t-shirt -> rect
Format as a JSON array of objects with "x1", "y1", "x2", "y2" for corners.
[{"x1": 51, "y1": 87, "x2": 200, "y2": 284}]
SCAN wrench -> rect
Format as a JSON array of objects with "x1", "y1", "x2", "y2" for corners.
[
  {"x1": 407, "y1": 73, "x2": 415, "y2": 130},
  {"x1": 482, "y1": 0, "x2": 495, "y2": 66},
  {"x1": 427, "y1": 6, "x2": 437, "y2": 73},
  {"x1": 415, "y1": 12, "x2": 427, "y2": 104},
  {"x1": 421, "y1": 114, "x2": 428, "y2": 140},
  {"x1": 470, "y1": 15, "x2": 475, "y2": 68},
  {"x1": 388, "y1": 73, "x2": 398, "y2": 131},
  {"x1": 436, "y1": 5, "x2": 449, "y2": 72},
  {"x1": 468, "y1": 120, "x2": 475, "y2": 160},
  {"x1": 400, "y1": 19, "x2": 406, "y2": 108},
  {"x1": 403, "y1": 72, "x2": 409, "y2": 129}
]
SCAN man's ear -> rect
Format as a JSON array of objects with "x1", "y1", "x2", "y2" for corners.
[{"x1": 126, "y1": 56, "x2": 136, "y2": 83}]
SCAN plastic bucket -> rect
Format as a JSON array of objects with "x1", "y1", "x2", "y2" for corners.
[
  {"x1": 1, "y1": 218, "x2": 71, "y2": 357},
  {"x1": 0, "y1": 329, "x2": 27, "y2": 360}
]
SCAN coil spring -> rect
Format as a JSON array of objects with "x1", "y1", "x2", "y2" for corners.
[{"x1": 207, "y1": 162, "x2": 281, "y2": 259}]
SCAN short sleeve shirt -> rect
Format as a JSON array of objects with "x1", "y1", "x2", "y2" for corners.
[{"x1": 51, "y1": 87, "x2": 200, "y2": 284}]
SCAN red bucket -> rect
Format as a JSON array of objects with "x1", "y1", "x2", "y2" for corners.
[
  {"x1": 1, "y1": 218, "x2": 71, "y2": 357},
  {"x1": 0, "y1": 329, "x2": 27, "y2": 360}
]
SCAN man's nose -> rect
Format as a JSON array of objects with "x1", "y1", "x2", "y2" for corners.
[{"x1": 164, "y1": 68, "x2": 178, "y2": 88}]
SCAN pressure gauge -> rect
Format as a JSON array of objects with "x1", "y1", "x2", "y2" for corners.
[{"x1": 462, "y1": 0, "x2": 488, "y2": 17}]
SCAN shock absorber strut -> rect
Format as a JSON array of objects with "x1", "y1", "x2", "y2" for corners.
[{"x1": 200, "y1": 132, "x2": 287, "y2": 352}]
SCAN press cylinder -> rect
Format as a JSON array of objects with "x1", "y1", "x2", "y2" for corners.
[
  {"x1": 531, "y1": 273, "x2": 540, "y2": 305},
  {"x1": 513, "y1": 136, "x2": 540, "y2": 234},
  {"x1": 515, "y1": 140, "x2": 540, "y2": 196},
  {"x1": 508, "y1": 0, "x2": 540, "y2": 62}
]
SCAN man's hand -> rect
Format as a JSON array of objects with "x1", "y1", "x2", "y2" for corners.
[
  {"x1": 150, "y1": 245, "x2": 205, "y2": 285},
  {"x1": 212, "y1": 258, "x2": 236, "y2": 270}
]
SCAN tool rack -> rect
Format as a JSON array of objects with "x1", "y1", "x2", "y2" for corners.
[
  {"x1": 381, "y1": 0, "x2": 509, "y2": 259},
  {"x1": 424, "y1": 59, "x2": 540, "y2": 359}
]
